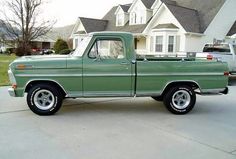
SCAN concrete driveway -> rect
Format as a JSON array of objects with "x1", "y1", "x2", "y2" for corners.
[{"x1": 0, "y1": 86, "x2": 236, "y2": 159}]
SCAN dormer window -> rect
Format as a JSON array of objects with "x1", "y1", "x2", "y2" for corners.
[
  {"x1": 115, "y1": 5, "x2": 130, "y2": 26},
  {"x1": 117, "y1": 14, "x2": 123, "y2": 26},
  {"x1": 130, "y1": 10, "x2": 146, "y2": 25},
  {"x1": 130, "y1": 12, "x2": 137, "y2": 24}
]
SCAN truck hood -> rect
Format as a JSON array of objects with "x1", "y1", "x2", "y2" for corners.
[{"x1": 11, "y1": 55, "x2": 70, "y2": 69}]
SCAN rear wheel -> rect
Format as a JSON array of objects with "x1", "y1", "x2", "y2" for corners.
[
  {"x1": 27, "y1": 84, "x2": 63, "y2": 115},
  {"x1": 163, "y1": 86, "x2": 196, "y2": 115}
]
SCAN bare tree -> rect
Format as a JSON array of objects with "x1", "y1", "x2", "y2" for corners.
[{"x1": 1, "y1": 0, "x2": 55, "y2": 56}]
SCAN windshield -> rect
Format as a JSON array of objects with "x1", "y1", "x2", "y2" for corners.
[
  {"x1": 203, "y1": 44, "x2": 230, "y2": 52},
  {"x1": 72, "y1": 36, "x2": 92, "y2": 56}
]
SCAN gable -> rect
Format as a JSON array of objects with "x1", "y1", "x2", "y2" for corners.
[
  {"x1": 128, "y1": 0, "x2": 148, "y2": 12},
  {"x1": 143, "y1": 4, "x2": 186, "y2": 34},
  {"x1": 115, "y1": 6, "x2": 125, "y2": 15}
]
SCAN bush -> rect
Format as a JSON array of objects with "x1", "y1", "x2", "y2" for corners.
[
  {"x1": 54, "y1": 39, "x2": 69, "y2": 54},
  {"x1": 4, "y1": 48, "x2": 16, "y2": 54},
  {"x1": 59, "y1": 49, "x2": 72, "y2": 55},
  {"x1": 15, "y1": 45, "x2": 31, "y2": 56}
]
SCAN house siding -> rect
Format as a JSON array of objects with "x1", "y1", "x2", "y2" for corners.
[{"x1": 201, "y1": 0, "x2": 236, "y2": 48}]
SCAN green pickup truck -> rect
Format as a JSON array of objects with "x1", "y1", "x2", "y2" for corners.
[{"x1": 8, "y1": 32, "x2": 229, "y2": 115}]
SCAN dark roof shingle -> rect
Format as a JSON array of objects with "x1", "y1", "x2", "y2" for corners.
[
  {"x1": 120, "y1": 4, "x2": 132, "y2": 12},
  {"x1": 165, "y1": 3, "x2": 201, "y2": 33},
  {"x1": 79, "y1": 17, "x2": 108, "y2": 33},
  {"x1": 173, "y1": 0, "x2": 226, "y2": 32},
  {"x1": 141, "y1": 0, "x2": 156, "y2": 9},
  {"x1": 227, "y1": 21, "x2": 236, "y2": 36}
]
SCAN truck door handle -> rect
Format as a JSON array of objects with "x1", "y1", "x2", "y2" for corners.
[{"x1": 120, "y1": 62, "x2": 129, "y2": 65}]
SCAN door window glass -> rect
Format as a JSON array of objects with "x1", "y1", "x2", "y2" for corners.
[{"x1": 89, "y1": 39, "x2": 124, "y2": 59}]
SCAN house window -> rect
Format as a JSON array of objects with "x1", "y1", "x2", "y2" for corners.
[
  {"x1": 139, "y1": 11, "x2": 145, "y2": 24},
  {"x1": 117, "y1": 14, "x2": 123, "y2": 26},
  {"x1": 168, "y1": 36, "x2": 174, "y2": 52},
  {"x1": 75, "y1": 39, "x2": 78, "y2": 48},
  {"x1": 155, "y1": 36, "x2": 163, "y2": 52},
  {"x1": 130, "y1": 12, "x2": 137, "y2": 24}
]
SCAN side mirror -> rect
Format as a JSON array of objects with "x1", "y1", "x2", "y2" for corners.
[{"x1": 94, "y1": 54, "x2": 102, "y2": 62}]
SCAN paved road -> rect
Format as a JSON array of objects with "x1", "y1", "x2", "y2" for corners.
[{"x1": 0, "y1": 86, "x2": 236, "y2": 159}]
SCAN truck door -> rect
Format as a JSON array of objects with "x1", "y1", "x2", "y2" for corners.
[{"x1": 82, "y1": 38, "x2": 133, "y2": 96}]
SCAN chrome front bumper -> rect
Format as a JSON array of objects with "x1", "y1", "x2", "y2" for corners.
[{"x1": 8, "y1": 88, "x2": 16, "y2": 97}]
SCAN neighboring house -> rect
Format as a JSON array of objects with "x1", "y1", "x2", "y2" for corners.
[
  {"x1": 30, "y1": 35, "x2": 55, "y2": 50},
  {"x1": 0, "y1": 19, "x2": 57, "y2": 51},
  {"x1": 0, "y1": 20, "x2": 17, "y2": 52},
  {"x1": 70, "y1": 0, "x2": 236, "y2": 55}
]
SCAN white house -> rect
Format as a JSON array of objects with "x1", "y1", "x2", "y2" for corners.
[{"x1": 70, "y1": 0, "x2": 236, "y2": 55}]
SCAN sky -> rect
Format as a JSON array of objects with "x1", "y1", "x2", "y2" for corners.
[{"x1": 42, "y1": 0, "x2": 132, "y2": 27}]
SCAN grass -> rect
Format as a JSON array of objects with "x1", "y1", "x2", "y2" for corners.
[{"x1": 0, "y1": 54, "x2": 17, "y2": 86}]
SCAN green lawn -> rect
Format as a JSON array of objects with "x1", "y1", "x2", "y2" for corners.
[{"x1": 0, "y1": 54, "x2": 17, "y2": 86}]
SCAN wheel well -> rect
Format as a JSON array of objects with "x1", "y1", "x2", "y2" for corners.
[
  {"x1": 25, "y1": 80, "x2": 67, "y2": 97},
  {"x1": 161, "y1": 81, "x2": 199, "y2": 97}
]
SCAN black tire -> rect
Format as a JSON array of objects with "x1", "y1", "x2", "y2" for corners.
[
  {"x1": 151, "y1": 96, "x2": 163, "y2": 101},
  {"x1": 163, "y1": 85, "x2": 196, "y2": 115},
  {"x1": 27, "y1": 84, "x2": 63, "y2": 115}
]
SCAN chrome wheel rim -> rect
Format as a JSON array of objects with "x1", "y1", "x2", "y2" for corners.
[
  {"x1": 34, "y1": 89, "x2": 55, "y2": 110},
  {"x1": 172, "y1": 90, "x2": 191, "y2": 109}
]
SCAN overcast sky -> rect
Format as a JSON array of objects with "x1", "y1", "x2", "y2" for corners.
[
  {"x1": 0, "y1": 0, "x2": 132, "y2": 27},
  {"x1": 42, "y1": 0, "x2": 132, "y2": 27}
]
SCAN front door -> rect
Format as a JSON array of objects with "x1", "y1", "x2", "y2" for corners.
[{"x1": 83, "y1": 38, "x2": 132, "y2": 97}]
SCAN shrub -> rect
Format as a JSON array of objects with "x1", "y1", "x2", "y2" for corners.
[
  {"x1": 54, "y1": 39, "x2": 69, "y2": 54},
  {"x1": 15, "y1": 45, "x2": 31, "y2": 56},
  {"x1": 59, "y1": 49, "x2": 72, "y2": 55}
]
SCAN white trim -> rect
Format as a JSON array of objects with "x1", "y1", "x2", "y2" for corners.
[
  {"x1": 151, "y1": 0, "x2": 160, "y2": 9},
  {"x1": 70, "y1": 18, "x2": 87, "y2": 39},
  {"x1": 115, "y1": 6, "x2": 124, "y2": 15},
  {"x1": 128, "y1": 0, "x2": 146, "y2": 13},
  {"x1": 185, "y1": 32, "x2": 205, "y2": 37}
]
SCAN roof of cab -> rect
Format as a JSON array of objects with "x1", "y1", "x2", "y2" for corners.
[{"x1": 89, "y1": 31, "x2": 133, "y2": 37}]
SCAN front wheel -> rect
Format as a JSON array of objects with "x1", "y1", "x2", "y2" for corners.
[
  {"x1": 27, "y1": 84, "x2": 63, "y2": 115},
  {"x1": 163, "y1": 86, "x2": 196, "y2": 115}
]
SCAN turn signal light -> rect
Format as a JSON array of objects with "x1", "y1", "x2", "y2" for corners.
[
  {"x1": 12, "y1": 84, "x2": 17, "y2": 89},
  {"x1": 16, "y1": 64, "x2": 26, "y2": 70}
]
